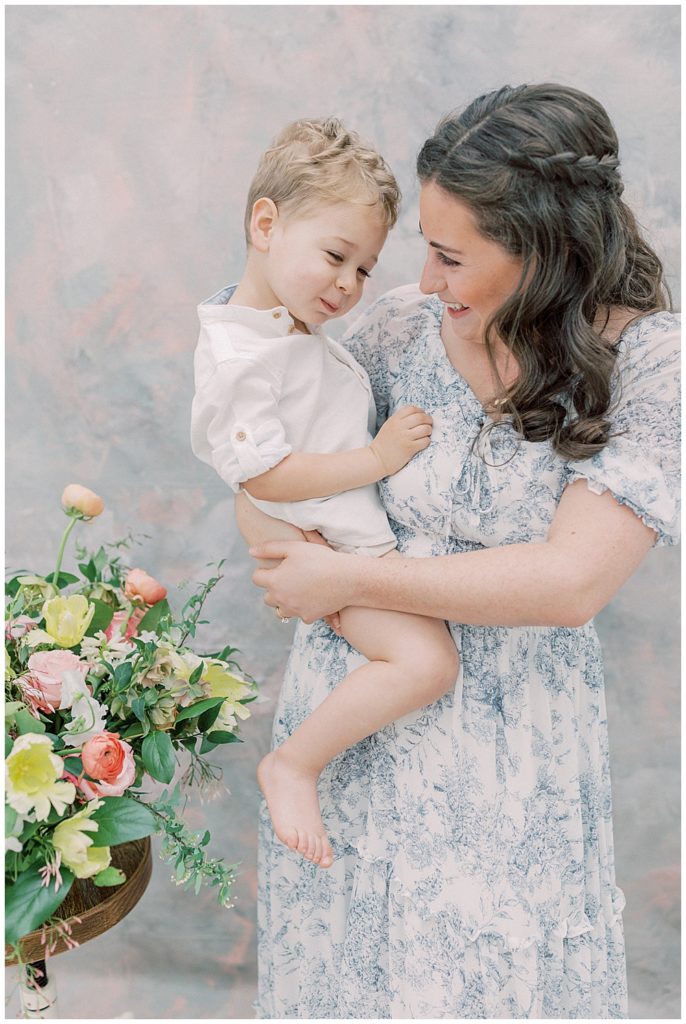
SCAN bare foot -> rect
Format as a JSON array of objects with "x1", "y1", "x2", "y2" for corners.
[{"x1": 257, "y1": 749, "x2": 334, "y2": 869}]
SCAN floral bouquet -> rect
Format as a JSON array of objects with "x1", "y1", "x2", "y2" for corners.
[{"x1": 5, "y1": 484, "x2": 257, "y2": 958}]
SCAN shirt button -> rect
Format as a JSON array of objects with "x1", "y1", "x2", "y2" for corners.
[
  {"x1": 235, "y1": 430, "x2": 247, "y2": 442},
  {"x1": 272, "y1": 311, "x2": 281, "y2": 319}
]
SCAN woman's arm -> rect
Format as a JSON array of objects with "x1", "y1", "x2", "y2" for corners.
[
  {"x1": 243, "y1": 406, "x2": 431, "y2": 502},
  {"x1": 249, "y1": 479, "x2": 657, "y2": 627}
]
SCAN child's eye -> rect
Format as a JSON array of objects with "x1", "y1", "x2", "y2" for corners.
[
  {"x1": 326, "y1": 251, "x2": 344, "y2": 262},
  {"x1": 357, "y1": 268, "x2": 371, "y2": 279},
  {"x1": 435, "y1": 250, "x2": 461, "y2": 268}
]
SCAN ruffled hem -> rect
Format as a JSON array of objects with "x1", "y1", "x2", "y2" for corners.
[{"x1": 566, "y1": 463, "x2": 679, "y2": 547}]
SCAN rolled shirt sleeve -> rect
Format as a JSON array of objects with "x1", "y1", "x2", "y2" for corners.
[{"x1": 191, "y1": 355, "x2": 292, "y2": 492}]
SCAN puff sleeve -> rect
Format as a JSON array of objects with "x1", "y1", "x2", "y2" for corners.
[
  {"x1": 191, "y1": 355, "x2": 292, "y2": 492},
  {"x1": 564, "y1": 314, "x2": 680, "y2": 546}
]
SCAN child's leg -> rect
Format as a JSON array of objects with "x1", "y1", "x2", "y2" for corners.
[
  {"x1": 235, "y1": 490, "x2": 309, "y2": 567},
  {"x1": 258, "y1": 606, "x2": 459, "y2": 868}
]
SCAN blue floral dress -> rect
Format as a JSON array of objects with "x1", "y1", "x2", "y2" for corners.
[{"x1": 256, "y1": 285, "x2": 680, "y2": 1019}]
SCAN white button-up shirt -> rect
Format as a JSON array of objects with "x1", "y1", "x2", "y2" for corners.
[{"x1": 191, "y1": 285, "x2": 396, "y2": 553}]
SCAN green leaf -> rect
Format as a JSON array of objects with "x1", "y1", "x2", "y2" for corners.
[
  {"x1": 14, "y1": 709, "x2": 46, "y2": 736},
  {"x1": 93, "y1": 866, "x2": 126, "y2": 887},
  {"x1": 5, "y1": 867, "x2": 74, "y2": 945},
  {"x1": 199, "y1": 734, "x2": 218, "y2": 755},
  {"x1": 93, "y1": 547, "x2": 108, "y2": 575},
  {"x1": 119, "y1": 723, "x2": 145, "y2": 741},
  {"x1": 5, "y1": 731, "x2": 13, "y2": 757},
  {"x1": 63, "y1": 756, "x2": 83, "y2": 776},
  {"x1": 188, "y1": 662, "x2": 204, "y2": 687},
  {"x1": 141, "y1": 730, "x2": 176, "y2": 783},
  {"x1": 131, "y1": 697, "x2": 147, "y2": 723},
  {"x1": 114, "y1": 661, "x2": 133, "y2": 690},
  {"x1": 198, "y1": 703, "x2": 222, "y2": 732},
  {"x1": 137, "y1": 598, "x2": 171, "y2": 635},
  {"x1": 78, "y1": 560, "x2": 95, "y2": 581},
  {"x1": 206, "y1": 730, "x2": 242, "y2": 745},
  {"x1": 90, "y1": 797, "x2": 158, "y2": 845},
  {"x1": 54, "y1": 572, "x2": 80, "y2": 589},
  {"x1": 85, "y1": 599, "x2": 115, "y2": 636},
  {"x1": 174, "y1": 697, "x2": 225, "y2": 726}
]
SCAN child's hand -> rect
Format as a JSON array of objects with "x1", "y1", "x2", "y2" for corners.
[{"x1": 369, "y1": 406, "x2": 433, "y2": 476}]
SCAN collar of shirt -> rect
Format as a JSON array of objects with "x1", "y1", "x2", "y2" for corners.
[{"x1": 197, "y1": 282, "x2": 323, "y2": 339}]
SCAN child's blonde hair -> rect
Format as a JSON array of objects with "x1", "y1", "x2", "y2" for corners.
[{"x1": 244, "y1": 117, "x2": 401, "y2": 244}]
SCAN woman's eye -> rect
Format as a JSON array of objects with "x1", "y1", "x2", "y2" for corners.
[
  {"x1": 436, "y1": 251, "x2": 461, "y2": 268},
  {"x1": 326, "y1": 251, "x2": 344, "y2": 262}
]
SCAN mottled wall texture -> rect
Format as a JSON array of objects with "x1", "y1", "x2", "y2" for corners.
[{"x1": 5, "y1": 5, "x2": 680, "y2": 1019}]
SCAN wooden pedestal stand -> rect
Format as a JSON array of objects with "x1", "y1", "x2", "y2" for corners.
[{"x1": 5, "y1": 837, "x2": 152, "y2": 1018}]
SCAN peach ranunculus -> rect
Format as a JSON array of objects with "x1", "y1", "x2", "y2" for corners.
[
  {"x1": 104, "y1": 607, "x2": 146, "y2": 642},
  {"x1": 61, "y1": 484, "x2": 105, "y2": 519},
  {"x1": 79, "y1": 732, "x2": 136, "y2": 798},
  {"x1": 124, "y1": 569, "x2": 167, "y2": 606},
  {"x1": 21, "y1": 650, "x2": 90, "y2": 714}
]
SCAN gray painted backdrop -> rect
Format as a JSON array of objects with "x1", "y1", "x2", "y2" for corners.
[{"x1": 5, "y1": 5, "x2": 680, "y2": 1019}]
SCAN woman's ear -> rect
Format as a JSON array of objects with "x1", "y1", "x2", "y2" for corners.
[{"x1": 250, "y1": 197, "x2": 278, "y2": 252}]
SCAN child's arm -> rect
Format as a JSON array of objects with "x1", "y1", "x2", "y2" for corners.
[{"x1": 242, "y1": 405, "x2": 432, "y2": 502}]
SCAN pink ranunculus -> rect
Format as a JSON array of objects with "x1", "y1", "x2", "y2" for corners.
[
  {"x1": 22, "y1": 650, "x2": 89, "y2": 714},
  {"x1": 104, "y1": 607, "x2": 146, "y2": 641},
  {"x1": 61, "y1": 483, "x2": 105, "y2": 518},
  {"x1": 79, "y1": 732, "x2": 136, "y2": 798},
  {"x1": 124, "y1": 569, "x2": 167, "y2": 606}
]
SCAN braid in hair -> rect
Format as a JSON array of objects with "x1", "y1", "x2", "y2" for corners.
[{"x1": 417, "y1": 83, "x2": 670, "y2": 460}]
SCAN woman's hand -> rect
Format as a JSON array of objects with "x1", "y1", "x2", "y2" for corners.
[{"x1": 250, "y1": 541, "x2": 355, "y2": 624}]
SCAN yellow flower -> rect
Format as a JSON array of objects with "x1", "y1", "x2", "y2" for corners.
[
  {"x1": 52, "y1": 800, "x2": 112, "y2": 879},
  {"x1": 202, "y1": 662, "x2": 253, "y2": 702},
  {"x1": 202, "y1": 662, "x2": 253, "y2": 730},
  {"x1": 5, "y1": 734, "x2": 76, "y2": 821},
  {"x1": 42, "y1": 595, "x2": 95, "y2": 648}
]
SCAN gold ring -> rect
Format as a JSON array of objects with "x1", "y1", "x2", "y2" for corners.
[{"x1": 275, "y1": 606, "x2": 290, "y2": 624}]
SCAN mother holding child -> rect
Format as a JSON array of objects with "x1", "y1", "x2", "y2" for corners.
[{"x1": 192, "y1": 83, "x2": 679, "y2": 1018}]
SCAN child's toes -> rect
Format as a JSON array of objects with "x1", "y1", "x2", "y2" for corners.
[
  {"x1": 283, "y1": 827, "x2": 299, "y2": 851},
  {"x1": 305, "y1": 833, "x2": 318, "y2": 861},
  {"x1": 311, "y1": 837, "x2": 322, "y2": 865},
  {"x1": 294, "y1": 829, "x2": 308, "y2": 855},
  {"x1": 320, "y1": 839, "x2": 334, "y2": 869}
]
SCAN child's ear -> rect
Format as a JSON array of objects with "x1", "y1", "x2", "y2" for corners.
[{"x1": 250, "y1": 198, "x2": 278, "y2": 252}]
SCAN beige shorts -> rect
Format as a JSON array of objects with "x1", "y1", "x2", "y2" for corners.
[{"x1": 329, "y1": 538, "x2": 398, "y2": 558}]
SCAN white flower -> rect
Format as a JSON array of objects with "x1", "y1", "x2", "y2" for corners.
[
  {"x1": 58, "y1": 669, "x2": 91, "y2": 710},
  {"x1": 80, "y1": 630, "x2": 133, "y2": 668},
  {"x1": 62, "y1": 693, "x2": 108, "y2": 744}
]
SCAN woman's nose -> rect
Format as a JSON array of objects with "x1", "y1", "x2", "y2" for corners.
[{"x1": 419, "y1": 257, "x2": 444, "y2": 295}]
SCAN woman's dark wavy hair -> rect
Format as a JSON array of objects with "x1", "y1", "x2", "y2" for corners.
[{"x1": 417, "y1": 83, "x2": 671, "y2": 459}]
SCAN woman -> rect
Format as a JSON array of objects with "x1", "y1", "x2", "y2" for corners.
[{"x1": 247, "y1": 84, "x2": 680, "y2": 1018}]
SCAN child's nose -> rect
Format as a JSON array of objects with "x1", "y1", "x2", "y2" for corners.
[{"x1": 336, "y1": 267, "x2": 357, "y2": 294}]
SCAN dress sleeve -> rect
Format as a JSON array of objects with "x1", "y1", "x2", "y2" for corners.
[
  {"x1": 564, "y1": 315, "x2": 681, "y2": 546},
  {"x1": 191, "y1": 356, "x2": 292, "y2": 492}
]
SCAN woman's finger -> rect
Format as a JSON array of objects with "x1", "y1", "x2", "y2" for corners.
[{"x1": 249, "y1": 541, "x2": 294, "y2": 561}]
